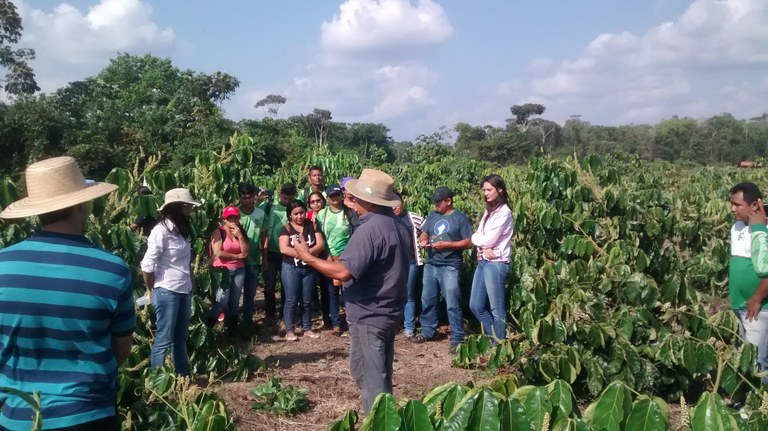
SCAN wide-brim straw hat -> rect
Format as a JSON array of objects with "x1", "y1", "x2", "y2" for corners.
[
  {"x1": 0, "y1": 156, "x2": 117, "y2": 219},
  {"x1": 159, "y1": 188, "x2": 201, "y2": 211},
  {"x1": 344, "y1": 168, "x2": 401, "y2": 208}
]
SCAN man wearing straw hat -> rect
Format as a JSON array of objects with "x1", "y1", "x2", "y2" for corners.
[
  {"x1": 0, "y1": 157, "x2": 135, "y2": 431},
  {"x1": 293, "y1": 168, "x2": 410, "y2": 414}
]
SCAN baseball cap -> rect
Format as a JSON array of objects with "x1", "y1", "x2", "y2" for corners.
[
  {"x1": 222, "y1": 205, "x2": 240, "y2": 219},
  {"x1": 325, "y1": 184, "x2": 342, "y2": 196},
  {"x1": 432, "y1": 187, "x2": 454, "y2": 202}
]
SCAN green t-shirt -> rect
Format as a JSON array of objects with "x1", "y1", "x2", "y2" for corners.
[
  {"x1": 239, "y1": 206, "x2": 266, "y2": 264},
  {"x1": 317, "y1": 207, "x2": 351, "y2": 256},
  {"x1": 261, "y1": 200, "x2": 288, "y2": 253},
  {"x1": 729, "y1": 221, "x2": 768, "y2": 310}
]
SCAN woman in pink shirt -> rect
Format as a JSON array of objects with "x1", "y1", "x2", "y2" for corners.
[
  {"x1": 207, "y1": 206, "x2": 250, "y2": 335},
  {"x1": 469, "y1": 174, "x2": 514, "y2": 344}
]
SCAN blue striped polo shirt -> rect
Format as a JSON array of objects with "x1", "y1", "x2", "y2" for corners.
[{"x1": 0, "y1": 231, "x2": 136, "y2": 430}]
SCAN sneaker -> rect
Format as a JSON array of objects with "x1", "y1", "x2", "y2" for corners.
[
  {"x1": 449, "y1": 344, "x2": 460, "y2": 354},
  {"x1": 305, "y1": 330, "x2": 320, "y2": 339},
  {"x1": 284, "y1": 332, "x2": 298, "y2": 341},
  {"x1": 404, "y1": 330, "x2": 414, "y2": 339},
  {"x1": 410, "y1": 334, "x2": 430, "y2": 344}
]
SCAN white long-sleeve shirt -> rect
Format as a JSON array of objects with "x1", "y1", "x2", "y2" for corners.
[
  {"x1": 471, "y1": 204, "x2": 514, "y2": 263},
  {"x1": 140, "y1": 220, "x2": 193, "y2": 294}
]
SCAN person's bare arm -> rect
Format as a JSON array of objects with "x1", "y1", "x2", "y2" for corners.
[
  {"x1": 309, "y1": 232, "x2": 325, "y2": 256},
  {"x1": 746, "y1": 278, "x2": 768, "y2": 320},
  {"x1": 294, "y1": 235, "x2": 351, "y2": 281},
  {"x1": 142, "y1": 272, "x2": 155, "y2": 293},
  {"x1": 419, "y1": 231, "x2": 429, "y2": 248},
  {"x1": 279, "y1": 234, "x2": 299, "y2": 258},
  {"x1": 431, "y1": 237, "x2": 473, "y2": 251},
  {"x1": 111, "y1": 335, "x2": 133, "y2": 366}
]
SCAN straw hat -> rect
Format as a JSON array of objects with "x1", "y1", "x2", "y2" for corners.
[
  {"x1": 344, "y1": 169, "x2": 401, "y2": 208},
  {"x1": 0, "y1": 156, "x2": 117, "y2": 219},
  {"x1": 159, "y1": 188, "x2": 200, "y2": 211}
]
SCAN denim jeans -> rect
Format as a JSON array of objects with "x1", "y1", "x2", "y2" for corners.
[
  {"x1": 150, "y1": 288, "x2": 191, "y2": 375},
  {"x1": 403, "y1": 262, "x2": 420, "y2": 335},
  {"x1": 420, "y1": 264, "x2": 464, "y2": 344},
  {"x1": 263, "y1": 251, "x2": 283, "y2": 318},
  {"x1": 469, "y1": 260, "x2": 510, "y2": 343},
  {"x1": 281, "y1": 262, "x2": 317, "y2": 332},
  {"x1": 349, "y1": 323, "x2": 398, "y2": 414},
  {"x1": 324, "y1": 280, "x2": 342, "y2": 328},
  {"x1": 242, "y1": 263, "x2": 260, "y2": 323},
  {"x1": 736, "y1": 308, "x2": 768, "y2": 383},
  {"x1": 209, "y1": 266, "x2": 246, "y2": 328}
]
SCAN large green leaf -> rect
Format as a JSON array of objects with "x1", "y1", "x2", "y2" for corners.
[
  {"x1": 524, "y1": 387, "x2": 552, "y2": 431},
  {"x1": 360, "y1": 393, "x2": 401, "y2": 431},
  {"x1": 624, "y1": 397, "x2": 667, "y2": 431},
  {"x1": 329, "y1": 410, "x2": 358, "y2": 431},
  {"x1": 547, "y1": 379, "x2": 575, "y2": 423},
  {"x1": 399, "y1": 400, "x2": 433, "y2": 431},
  {"x1": 442, "y1": 387, "x2": 500, "y2": 431},
  {"x1": 588, "y1": 381, "x2": 632, "y2": 431},
  {"x1": 422, "y1": 382, "x2": 469, "y2": 420},
  {"x1": 499, "y1": 398, "x2": 530, "y2": 431},
  {"x1": 690, "y1": 392, "x2": 739, "y2": 431}
]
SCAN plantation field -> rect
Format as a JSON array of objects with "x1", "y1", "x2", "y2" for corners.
[{"x1": 4, "y1": 133, "x2": 768, "y2": 430}]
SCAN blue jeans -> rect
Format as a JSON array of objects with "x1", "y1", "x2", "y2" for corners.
[
  {"x1": 210, "y1": 267, "x2": 246, "y2": 327},
  {"x1": 736, "y1": 309, "x2": 768, "y2": 384},
  {"x1": 242, "y1": 263, "x2": 260, "y2": 322},
  {"x1": 403, "y1": 262, "x2": 420, "y2": 334},
  {"x1": 281, "y1": 262, "x2": 317, "y2": 332},
  {"x1": 469, "y1": 260, "x2": 510, "y2": 343},
  {"x1": 324, "y1": 280, "x2": 342, "y2": 328},
  {"x1": 420, "y1": 264, "x2": 464, "y2": 344},
  {"x1": 151, "y1": 288, "x2": 191, "y2": 375}
]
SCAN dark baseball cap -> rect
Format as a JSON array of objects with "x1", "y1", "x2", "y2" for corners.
[
  {"x1": 325, "y1": 184, "x2": 342, "y2": 196},
  {"x1": 432, "y1": 187, "x2": 453, "y2": 202}
]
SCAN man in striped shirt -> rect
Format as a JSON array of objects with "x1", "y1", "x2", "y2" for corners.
[{"x1": 0, "y1": 157, "x2": 135, "y2": 431}]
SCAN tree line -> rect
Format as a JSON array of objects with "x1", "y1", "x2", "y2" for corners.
[{"x1": 1, "y1": 53, "x2": 766, "y2": 179}]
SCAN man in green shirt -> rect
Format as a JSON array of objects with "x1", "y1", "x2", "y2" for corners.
[
  {"x1": 261, "y1": 183, "x2": 297, "y2": 319},
  {"x1": 238, "y1": 183, "x2": 267, "y2": 326},
  {"x1": 316, "y1": 184, "x2": 357, "y2": 333},
  {"x1": 728, "y1": 182, "x2": 768, "y2": 382}
]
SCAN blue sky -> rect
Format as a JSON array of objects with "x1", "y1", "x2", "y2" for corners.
[{"x1": 18, "y1": 0, "x2": 768, "y2": 141}]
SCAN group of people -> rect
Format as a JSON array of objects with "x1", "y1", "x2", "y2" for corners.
[{"x1": 0, "y1": 157, "x2": 515, "y2": 430}]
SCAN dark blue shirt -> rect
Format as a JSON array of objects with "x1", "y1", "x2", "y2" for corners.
[
  {"x1": 340, "y1": 209, "x2": 410, "y2": 328},
  {"x1": 422, "y1": 209, "x2": 472, "y2": 268}
]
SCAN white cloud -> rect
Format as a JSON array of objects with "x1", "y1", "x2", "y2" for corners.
[
  {"x1": 525, "y1": 0, "x2": 768, "y2": 125},
  {"x1": 17, "y1": 0, "x2": 175, "y2": 91},
  {"x1": 243, "y1": 0, "x2": 452, "y2": 139},
  {"x1": 321, "y1": 0, "x2": 452, "y2": 59}
]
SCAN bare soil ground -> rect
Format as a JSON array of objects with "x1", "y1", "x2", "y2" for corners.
[{"x1": 214, "y1": 318, "x2": 485, "y2": 431}]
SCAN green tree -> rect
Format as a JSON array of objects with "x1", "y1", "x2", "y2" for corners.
[
  {"x1": 508, "y1": 103, "x2": 546, "y2": 131},
  {"x1": 53, "y1": 54, "x2": 239, "y2": 175},
  {"x1": 0, "y1": 0, "x2": 38, "y2": 97},
  {"x1": 254, "y1": 94, "x2": 286, "y2": 117}
]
